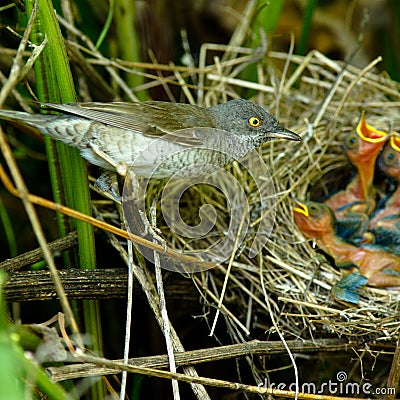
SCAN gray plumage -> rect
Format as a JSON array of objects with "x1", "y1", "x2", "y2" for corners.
[{"x1": 0, "y1": 99, "x2": 301, "y2": 178}]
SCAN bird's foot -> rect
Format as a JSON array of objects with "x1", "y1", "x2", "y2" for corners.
[{"x1": 94, "y1": 171, "x2": 121, "y2": 203}]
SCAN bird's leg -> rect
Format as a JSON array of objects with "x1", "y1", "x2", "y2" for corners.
[
  {"x1": 89, "y1": 140, "x2": 129, "y2": 176},
  {"x1": 89, "y1": 139, "x2": 131, "y2": 202},
  {"x1": 94, "y1": 170, "x2": 122, "y2": 203}
]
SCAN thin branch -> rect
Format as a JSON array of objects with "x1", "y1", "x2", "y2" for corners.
[
  {"x1": 47, "y1": 338, "x2": 350, "y2": 382},
  {"x1": 0, "y1": 231, "x2": 78, "y2": 272},
  {"x1": 4, "y1": 269, "x2": 198, "y2": 302}
]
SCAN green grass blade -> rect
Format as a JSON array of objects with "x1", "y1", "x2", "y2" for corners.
[
  {"x1": 240, "y1": 0, "x2": 285, "y2": 98},
  {"x1": 0, "y1": 195, "x2": 17, "y2": 258},
  {"x1": 24, "y1": 0, "x2": 104, "y2": 397},
  {"x1": 95, "y1": 0, "x2": 115, "y2": 49},
  {"x1": 0, "y1": 272, "x2": 72, "y2": 399},
  {"x1": 115, "y1": 0, "x2": 146, "y2": 99},
  {"x1": 297, "y1": 0, "x2": 318, "y2": 55},
  {"x1": 253, "y1": 0, "x2": 285, "y2": 34}
]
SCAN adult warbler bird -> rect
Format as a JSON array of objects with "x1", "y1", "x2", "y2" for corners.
[{"x1": 0, "y1": 99, "x2": 301, "y2": 179}]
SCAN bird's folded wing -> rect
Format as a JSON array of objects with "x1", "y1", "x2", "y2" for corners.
[{"x1": 40, "y1": 102, "x2": 212, "y2": 147}]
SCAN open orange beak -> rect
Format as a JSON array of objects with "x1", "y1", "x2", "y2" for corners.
[
  {"x1": 293, "y1": 201, "x2": 309, "y2": 217},
  {"x1": 390, "y1": 135, "x2": 400, "y2": 152},
  {"x1": 357, "y1": 114, "x2": 388, "y2": 143}
]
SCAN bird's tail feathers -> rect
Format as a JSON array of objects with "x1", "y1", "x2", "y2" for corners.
[{"x1": 0, "y1": 110, "x2": 83, "y2": 146}]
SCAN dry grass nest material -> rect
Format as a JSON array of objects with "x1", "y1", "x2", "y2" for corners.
[{"x1": 156, "y1": 48, "x2": 400, "y2": 342}]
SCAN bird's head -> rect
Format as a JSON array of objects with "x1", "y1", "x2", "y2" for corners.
[
  {"x1": 293, "y1": 201, "x2": 336, "y2": 239},
  {"x1": 208, "y1": 99, "x2": 301, "y2": 146},
  {"x1": 344, "y1": 114, "x2": 388, "y2": 166},
  {"x1": 379, "y1": 135, "x2": 400, "y2": 181}
]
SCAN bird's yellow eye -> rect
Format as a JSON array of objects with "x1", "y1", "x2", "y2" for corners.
[{"x1": 248, "y1": 116, "x2": 261, "y2": 127}]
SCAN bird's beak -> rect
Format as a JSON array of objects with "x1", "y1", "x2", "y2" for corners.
[
  {"x1": 270, "y1": 126, "x2": 302, "y2": 141},
  {"x1": 390, "y1": 136, "x2": 400, "y2": 152},
  {"x1": 357, "y1": 113, "x2": 387, "y2": 143},
  {"x1": 293, "y1": 201, "x2": 309, "y2": 217}
]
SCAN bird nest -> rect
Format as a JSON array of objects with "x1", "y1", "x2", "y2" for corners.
[{"x1": 151, "y1": 47, "x2": 400, "y2": 342}]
